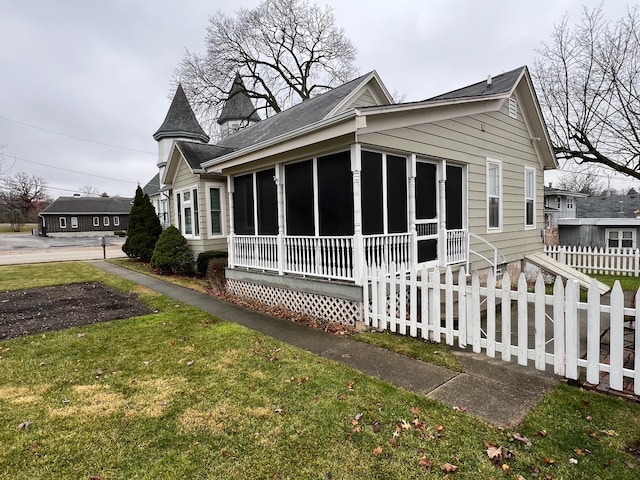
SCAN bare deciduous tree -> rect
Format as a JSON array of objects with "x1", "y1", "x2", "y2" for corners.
[
  {"x1": 175, "y1": 0, "x2": 359, "y2": 132},
  {"x1": 79, "y1": 185, "x2": 100, "y2": 197},
  {"x1": 534, "y1": 5, "x2": 640, "y2": 180},
  {"x1": 554, "y1": 165, "x2": 606, "y2": 196},
  {"x1": 0, "y1": 172, "x2": 49, "y2": 222}
]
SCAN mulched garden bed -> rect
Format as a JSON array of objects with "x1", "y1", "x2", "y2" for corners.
[{"x1": 0, "y1": 282, "x2": 151, "y2": 340}]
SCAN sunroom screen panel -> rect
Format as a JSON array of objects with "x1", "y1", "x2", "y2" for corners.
[
  {"x1": 257, "y1": 168, "x2": 278, "y2": 235},
  {"x1": 233, "y1": 174, "x2": 255, "y2": 235},
  {"x1": 361, "y1": 151, "x2": 384, "y2": 235},
  {"x1": 387, "y1": 155, "x2": 407, "y2": 233},
  {"x1": 285, "y1": 160, "x2": 314, "y2": 236},
  {"x1": 317, "y1": 151, "x2": 353, "y2": 236}
]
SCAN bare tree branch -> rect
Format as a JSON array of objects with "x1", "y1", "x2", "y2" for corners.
[
  {"x1": 174, "y1": 0, "x2": 358, "y2": 138},
  {"x1": 534, "y1": 5, "x2": 640, "y2": 181}
]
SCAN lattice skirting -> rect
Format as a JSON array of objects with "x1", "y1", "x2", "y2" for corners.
[{"x1": 227, "y1": 279, "x2": 363, "y2": 326}]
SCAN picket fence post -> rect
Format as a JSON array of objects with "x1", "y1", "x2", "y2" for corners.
[
  {"x1": 534, "y1": 274, "x2": 546, "y2": 370},
  {"x1": 501, "y1": 271, "x2": 511, "y2": 362},
  {"x1": 586, "y1": 280, "x2": 601, "y2": 385},
  {"x1": 552, "y1": 276, "x2": 565, "y2": 376}
]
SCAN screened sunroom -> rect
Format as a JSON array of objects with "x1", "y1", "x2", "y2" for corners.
[{"x1": 226, "y1": 144, "x2": 468, "y2": 285}]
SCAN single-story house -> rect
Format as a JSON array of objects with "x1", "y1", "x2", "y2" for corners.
[
  {"x1": 148, "y1": 66, "x2": 556, "y2": 323},
  {"x1": 559, "y1": 191, "x2": 640, "y2": 248},
  {"x1": 38, "y1": 195, "x2": 132, "y2": 236}
]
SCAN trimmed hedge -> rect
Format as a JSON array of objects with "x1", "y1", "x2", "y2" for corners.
[{"x1": 196, "y1": 250, "x2": 228, "y2": 276}]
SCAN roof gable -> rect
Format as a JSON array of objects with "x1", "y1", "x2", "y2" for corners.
[{"x1": 153, "y1": 84, "x2": 210, "y2": 143}]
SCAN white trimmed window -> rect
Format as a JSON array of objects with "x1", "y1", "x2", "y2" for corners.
[
  {"x1": 177, "y1": 187, "x2": 199, "y2": 238},
  {"x1": 508, "y1": 97, "x2": 518, "y2": 118},
  {"x1": 93, "y1": 216, "x2": 99, "y2": 227},
  {"x1": 113, "y1": 216, "x2": 120, "y2": 227},
  {"x1": 566, "y1": 197, "x2": 574, "y2": 209},
  {"x1": 525, "y1": 167, "x2": 535, "y2": 227},
  {"x1": 59, "y1": 217, "x2": 67, "y2": 228},
  {"x1": 606, "y1": 229, "x2": 636, "y2": 249},
  {"x1": 486, "y1": 159, "x2": 502, "y2": 230},
  {"x1": 71, "y1": 217, "x2": 78, "y2": 229},
  {"x1": 103, "y1": 216, "x2": 109, "y2": 226},
  {"x1": 206, "y1": 183, "x2": 225, "y2": 237}
]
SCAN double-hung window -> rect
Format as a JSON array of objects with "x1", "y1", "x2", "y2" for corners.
[
  {"x1": 525, "y1": 167, "x2": 535, "y2": 227},
  {"x1": 71, "y1": 217, "x2": 78, "y2": 229},
  {"x1": 487, "y1": 159, "x2": 502, "y2": 230},
  {"x1": 59, "y1": 217, "x2": 67, "y2": 228},
  {"x1": 606, "y1": 229, "x2": 636, "y2": 249},
  {"x1": 93, "y1": 216, "x2": 99, "y2": 227},
  {"x1": 207, "y1": 184, "x2": 224, "y2": 236},
  {"x1": 177, "y1": 188, "x2": 199, "y2": 237}
]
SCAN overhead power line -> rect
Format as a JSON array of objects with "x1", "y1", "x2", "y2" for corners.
[
  {"x1": 4, "y1": 154, "x2": 139, "y2": 184},
  {"x1": 0, "y1": 115, "x2": 156, "y2": 155}
]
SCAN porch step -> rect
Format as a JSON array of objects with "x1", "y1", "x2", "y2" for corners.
[{"x1": 525, "y1": 252, "x2": 610, "y2": 295}]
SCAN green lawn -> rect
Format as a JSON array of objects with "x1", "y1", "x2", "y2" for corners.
[
  {"x1": 1, "y1": 263, "x2": 639, "y2": 479},
  {"x1": 0, "y1": 223, "x2": 37, "y2": 234}
]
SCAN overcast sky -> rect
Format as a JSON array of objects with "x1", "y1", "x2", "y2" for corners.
[{"x1": 0, "y1": 0, "x2": 634, "y2": 199}]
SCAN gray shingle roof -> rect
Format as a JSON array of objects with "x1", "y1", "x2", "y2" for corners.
[
  {"x1": 217, "y1": 74, "x2": 261, "y2": 125},
  {"x1": 153, "y1": 84, "x2": 210, "y2": 143},
  {"x1": 175, "y1": 141, "x2": 235, "y2": 171},
  {"x1": 217, "y1": 72, "x2": 375, "y2": 150},
  {"x1": 426, "y1": 66, "x2": 525, "y2": 102},
  {"x1": 577, "y1": 193, "x2": 640, "y2": 218},
  {"x1": 142, "y1": 173, "x2": 160, "y2": 196},
  {"x1": 40, "y1": 196, "x2": 133, "y2": 215}
]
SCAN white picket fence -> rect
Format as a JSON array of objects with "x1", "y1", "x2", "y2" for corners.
[
  {"x1": 364, "y1": 264, "x2": 640, "y2": 395},
  {"x1": 544, "y1": 245, "x2": 640, "y2": 276}
]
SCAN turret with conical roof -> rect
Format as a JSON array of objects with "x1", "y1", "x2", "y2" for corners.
[
  {"x1": 153, "y1": 84, "x2": 209, "y2": 181},
  {"x1": 218, "y1": 74, "x2": 261, "y2": 137}
]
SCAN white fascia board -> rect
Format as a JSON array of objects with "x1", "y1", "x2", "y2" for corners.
[{"x1": 559, "y1": 217, "x2": 640, "y2": 226}]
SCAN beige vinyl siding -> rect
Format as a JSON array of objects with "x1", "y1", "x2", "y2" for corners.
[
  {"x1": 171, "y1": 160, "x2": 228, "y2": 255},
  {"x1": 359, "y1": 96, "x2": 545, "y2": 269},
  {"x1": 350, "y1": 89, "x2": 378, "y2": 108}
]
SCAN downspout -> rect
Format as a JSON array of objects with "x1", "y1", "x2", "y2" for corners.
[{"x1": 38, "y1": 214, "x2": 46, "y2": 236}]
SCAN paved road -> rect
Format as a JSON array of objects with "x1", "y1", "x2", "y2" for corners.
[{"x1": 0, "y1": 233, "x2": 127, "y2": 265}]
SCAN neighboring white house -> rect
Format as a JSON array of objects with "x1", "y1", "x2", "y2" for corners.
[{"x1": 149, "y1": 67, "x2": 557, "y2": 323}]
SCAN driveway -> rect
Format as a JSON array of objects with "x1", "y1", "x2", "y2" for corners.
[{"x1": 0, "y1": 233, "x2": 127, "y2": 265}]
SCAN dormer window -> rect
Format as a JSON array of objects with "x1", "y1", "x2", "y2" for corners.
[{"x1": 508, "y1": 97, "x2": 518, "y2": 118}]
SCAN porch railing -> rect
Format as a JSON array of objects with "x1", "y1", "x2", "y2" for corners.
[
  {"x1": 446, "y1": 229, "x2": 467, "y2": 265},
  {"x1": 233, "y1": 235, "x2": 279, "y2": 270},
  {"x1": 230, "y1": 229, "x2": 467, "y2": 282},
  {"x1": 283, "y1": 236, "x2": 354, "y2": 281},
  {"x1": 364, "y1": 233, "x2": 413, "y2": 269}
]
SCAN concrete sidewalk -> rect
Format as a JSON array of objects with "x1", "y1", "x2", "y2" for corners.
[{"x1": 94, "y1": 261, "x2": 559, "y2": 426}]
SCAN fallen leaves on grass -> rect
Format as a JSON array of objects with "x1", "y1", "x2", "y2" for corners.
[
  {"x1": 440, "y1": 462, "x2": 458, "y2": 473},
  {"x1": 512, "y1": 432, "x2": 532, "y2": 447}
]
